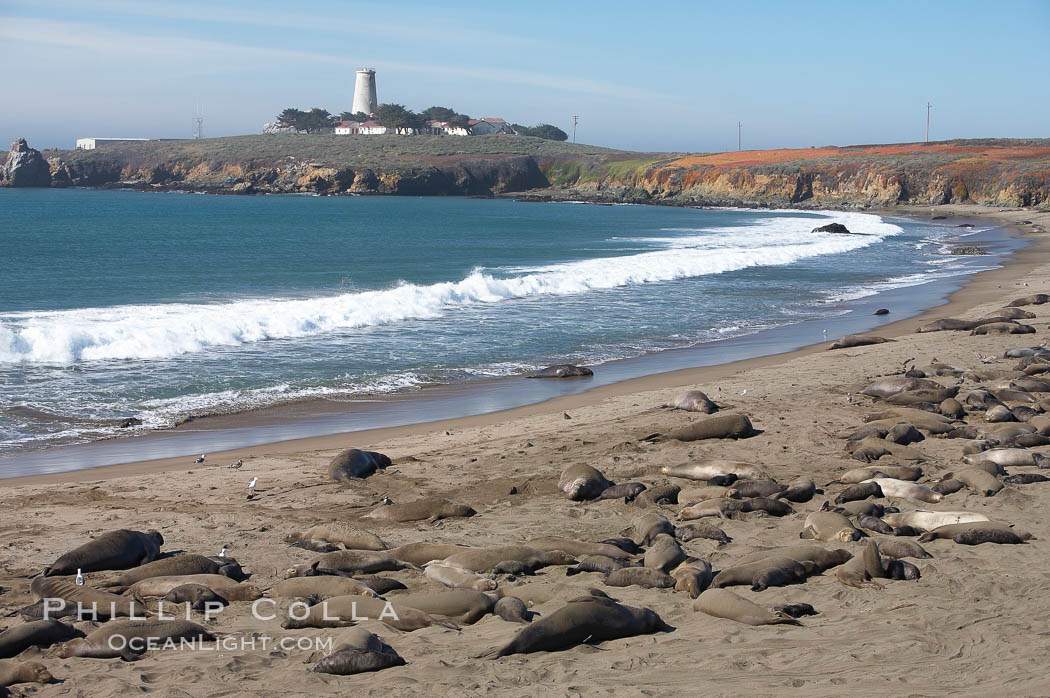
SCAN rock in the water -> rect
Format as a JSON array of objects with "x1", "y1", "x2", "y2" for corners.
[
  {"x1": 874, "y1": 308, "x2": 889, "y2": 315},
  {"x1": 811, "y1": 223, "x2": 852, "y2": 234},
  {"x1": 530, "y1": 364, "x2": 594, "y2": 379},
  {"x1": 1, "y1": 138, "x2": 51, "y2": 187}
]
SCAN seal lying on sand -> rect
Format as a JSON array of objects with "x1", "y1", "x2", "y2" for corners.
[
  {"x1": 124, "y1": 574, "x2": 263, "y2": 601},
  {"x1": 390, "y1": 590, "x2": 497, "y2": 625},
  {"x1": 643, "y1": 413, "x2": 753, "y2": 442},
  {"x1": 667, "y1": 390, "x2": 719, "y2": 413},
  {"x1": 834, "y1": 540, "x2": 888, "y2": 589},
  {"x1": 530, "y1": 364, "x2": 593, "y2": 378},
  {"x1": 918, "y1": 522, "x2": 1028, "y2": 545},
  {"x1": 44, "y1": 529, "x2": 163, "y2": 576},
  {"x1": 482, "y1": 596, "x2": 672, "y2": 657},
  {"x1": 112, "y1": 554, "x2": 244, "y2": 588},
  {"x1": 661, "y1": 460, "x2": 766, "y2": 481},
  {"x1": 328, "y1": 449, "x2": 391, "y2": 481},
  {"x1": 282, "y1": 596, "x2": 458, "y2": 632},
  {"x1": 773, "y1": 477, "x2": 817, "y2": 503},
  {"x1": 57, "y1": 620, "x2": 214, "y2": 661},
  {"x1": 286, "y1": 523, "x2": 388, "y2": 551},
  {"x1": 882, "y1": 510, "x2": 989, "y2": 529},
  {"x1": 363, "y1": 497, "x2": 475, "y2": 523},
  {"x1": 273, "y1": 576, "x2": 379, "y2": 599},
  {"x1": 710, "y1": 556, "x2": 811, "y2": 592},
  {"x1": 800, "y1": 512, "x2": 862, "y2": 542},
  {"x1": 442, "y1": 546, "x2": 574, "y2": 574},
  {"x1": 310, "y1": 627, "x2": 406, "y2": 675},
  {"x1": 0, "y1": 660, "x2": 52, "y2": 687},
  {"x1": 424, "y1": 563, "x2": 497, "y2": 591},
  {"x1": 386, "y1": 543, "x2": 472, "y2": 566},
  {"x1": 860, "y1": 376, "x2": 943, "y2": 397},
  {"x1": 0, "y1": 620, "x2": 81, "y2": 659},
  {"x1": 30, "y1": 577, "x2": 144, "y2": 619},
  {"x1": 861, "y1": 477, "x2": 943, "y2": 503},
  {"x1": 693, "y1": 588, "x2": 801, "y2": 626},
  {"x1": 493, "y1": 596, "x2": 533, "y2": 623},
  {"x1": 286, "y1": 550, "x2": 411, "y2": 577},
  {"x1": 558, "y1": 464, "x2": 614, "y2": 501},
  {"x1": 829, "y1": 335, "x2": 894, "y2": 350},
  {"x1": 671, "y1": 558, "x2": 713, "y2": 598}
]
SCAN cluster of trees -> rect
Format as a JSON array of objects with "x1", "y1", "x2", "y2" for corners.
[{"x1": 274, "y1": 104, "x2": 568, "y2": 140}]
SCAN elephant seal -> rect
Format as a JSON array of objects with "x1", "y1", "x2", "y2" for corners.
[
  {"x1": 885, "y1": 559, "x2": 921, "y2": 580},
  {"x1": 874, "y1": 308, "x2": 890, "y2": 315},
  {"x1": 680, "y1": 485, "x2": 734, "y2": 502},
  {"x1": 961, "y1": 440, "x2": 995, "y2": 456},
  {"x1": 671, "y1": 558, "x2": 713, "y2": 598},
  {"x1": 363, "y1": 497, "x2": 475, "y2": 523},
  {"x1": 678, "y1": 499, "x2": 748, "y2": 520},
  {"x1": 829, "y1": 335, "x2": 894, "y2": 350},
  {"x1": 354, "y1": 576, "x2": 407, "y2": 594},
  {"x1": 0, "y1": 620, "x2": 81, "y2": 659},
  {"x1": 558, "y1": 464, "x2": 614, "y2": 501},
  {"x1": 161, "y1": 584, "x2": 228, "y2": 611},
  {"x1": 862, "y1": 478, "x2": 943, "y2": 503},
  {"x1": 443, "y1": 546, "x2": 574, "y2": 573},
  {"x1": 631, "y1": 512, "x2": 676, "y2": 545},
  {"x1": 801, "y1": 512, "x2": 861, "y2": 542},
  {"x1": 886, "y1": 423, "x2": 924, "y2": 445},
  {"x1": 1003, "y1": 473, "x2": 1050, "y2": 484},
  {"x1": 931, "y1": 478, "x2": 966, "y2": 495},
  {"x1": 773, "y1": 477, "x2": 816, "y2": 503},
  {"x1": 493, "y1": 596, "x2": 533, "y2": 623},
  {"x1": 711, "y1": 556, "x2": 809, "y2": 592},
  {"x1": 1007, "y1": 293, "x2": 1050, "y2": 307},
  {"x1": 856, "y1": 514, "x2": 893, "y2": 534},
  {"x1": 864, "y1": 408, "x2": 956, "y2": 430},
  {"x1": 424, "y1": 563, "x2": 497, "y2": 591},
  {"x1": 527, "y1": 537, "x2": 632, "y2": 560},
  {"x1": 773, "y1": 603, "x2": 818, "y2": 618},
  {"x1": 595, "y1": 482, "x2": 647, "y2": 502},
  {"x1": 835, "y1": 481, "x2": 882, "y2": 504},
  {"x1": 883, "y1": 510, "x2": 989, "y2": 530},
  {"x1": 285, "y1": 524, "x2": 388, "y2": 551},
  {"x1": 740, "y1": 497, "x2": 794, "y2": 517},
  {"x1": 877, "y1": 539, "x2": 932, "y2": 559},
  {"x1": 565, "y1": 555, "x2": 631, "y2": 576},
  {"x1": 727, "y1": 479, "x2": 785, "y2": 499},
  {"x1": 670, "y1": 390, "x2": 719, "y2": 413},
  {"x1": 0, "y1": 660, "x2": 52, "y2": 687},
  {"x1": 112, "y1": 554, "x2": 243, "y2": 588},
  {"x1": 386, "y1": 543, "x2": 472, "y2": 566},
  {"x1": 604, "y1": 567, "x2": 674, "y2": 589},
  {"x1": 598, "y1": 538, "x2": 643, "y2": 555},
  {"x1": 847, "y1": 438, "x2": 925, "y2": 463},
  {"x1": 735, "y1": 546, "x2": 853, "y2": 572},
  {"x1": 674, "y1": 522, "x2": 732, "y2": 545},
  {"x1": 847, "y1": 424, "x2": 889, "y2": 441},
  {"x1": 694, "y1": 588, "x2": 800, "y2": 626},
  {"x1": 282, "y1": 595, "x2": 457, "y2": 632},
  {"x1": 57, "y1": 619, "x2": 214, "y2": 661},
  {"x1": 965, "y1": 448, "x2": 1050, "y2": 468},
  {"x1": 633, "y1": 484, "x2": 680, "y2": 507},
  {"x1": 311, "y1": 641, "x2": 406, "y2": 675},
  {"x1": 707, "y1": 474, "x2": 739, "y2": 486},
  {"x1": 530, "y1": 364, "x2": 593, "y2": 378},
  {"x1": 274, "y1": 576, "x2": 380, "y2": 599},
  {"x1": 916, "y1": 318, "x2": 977, "y2": 333},
  {"x1": 972, "y1": 322, "x2": 1035, "y2": 335},
  {"x1": 288, "y1": 550, "x2": 411, "y2": 577},
  {"x1": 884, "y1": 389, "x2": 959, "y2": 405},
  {"x1": 644, "y1": 534, "x2": 686, "y2": 572},
  {"x1": 860, "y1": 376, "x2": 943, "y2": 397},
  {"x1": 392, "y1": 589, "x2": 497, "y2": 625},
  {"x1": 917, "y1": 522, "x2": 1026, "y2": 543},
  {"x1": 834, "y1": 540, "x2": 888, "y2": 589},
  {"x1": 988, "y1": 307, "x2": 1036, "y2": 320},
  {"x1": 124, "y1": 574, "x2": 262, "y2": 602},
  {"x1": 661, "y1": 460, "x2": 766, "y2": 481},
  {"x1": 833, "y1": 500, "x2": 888, "y2": 517},
  {"x1": 30, "y1": 577, "x2": 144, "y2": 619},
  {"x1": 953, "y1": 528, "x2": 1026, "y2": 545},
  {"x1": 328, "y1": 449, "x2": 391, "y2": 481},
  {"x1": 44, "y1": 529, "x2": 163, "y2": 576},
  {"x1": 986, "y1": 405, "x2": 1017, "y2": 423},
  {"x1": 950, "y1": 468, "x2": 1004, "y2": 496},
  {"x1": 643, "y1": 413, "x2": 754, "y2": 442},
  {"x1": 483, "y1": 597, "x2": 671, "y2": 657},
  {"x1": 940, "y1": 398, "x2": 965, "y2": 419}
]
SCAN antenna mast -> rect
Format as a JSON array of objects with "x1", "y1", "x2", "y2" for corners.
[
  {"x1": 738, "y1": 121, "x2": 742, "y2": 151},
  {"x1": 192, "y1": 103, "x2": 204, "y2": 140},
  {"x1": 925, "y1": 102, "x2": 932, "y2": 144},
  {"x1": 572, "y1": 115, "x2": 579, "y2": 144}
]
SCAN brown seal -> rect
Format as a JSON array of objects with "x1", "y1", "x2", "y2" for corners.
[
  {"x1": 493, "y1": 596, "x2": 533, "y2": 623},
  {"x1": 311, "y1": 640, "x2": 405, "y2": 675},
  {"x1": 643, "y1": 413, "x2": 753, "y2": 442},
  {"x1": 44, "y1": 529, "x2": 163, "y2": 576},
  {"x1": 834, "y1": 540, "x2": 888, "y2": 589},
  {"x1": 161, "y1": 584, "x2": 228, "y2": 611},
  {"x1": 0, "y1": 660, "x2": 52, "y2": 687},
  {"x1": 670, "y1": 558, "x2": 713, "y2": 598},
  {"x1": 125, "y1": 574, "x2": 262, "y2": 602},
  {"x1": 443, "y1": 546, "x2": 575, "y2": 573},
  {"x1": 29, "y1": 577, "x2": 144, "y2": 619},
  {"x1": 829, "y1": 334, "x2": 894, "y2": 350},
  {"x1": 643, "y1": 534, "x2": 686, "y2": 572},
  {"x1": 482, "y1": 597, "x2": 672, "y2": 657},
  {"x1": 877, "y1": 539, "x2": 932, "y2": 559},
  {"x1": 392, "y1": 589, "x2": 497, "y2": 625},
  {"x1": 530, "y1": 364, "x2": 593, "y2": 378},
  {"x1": 0, "y1": 620, "x2": 81, "y2": 659},
  {"x1": 287, "y1": 550, "x2": 411, "y2": 577},
  {"x1": 57, "y1": 620, "x2": 213, "y2": 661},
  {"x1": 527, "y1": 537, "x2": 632, "y2": 560},
  {"x1": 558, "y1": 464, "x2": 614, "y2": 501},
  {"x1": 711, "y1": 556, "x2": 810, "y2": 592},
  {"x1": 328, "y1": 448, "x2": 391, "y2": 481},
  {"x1": 693, "y1": 588, "x2": 800, "y2": 626},
  {"x1": 595, "y1": 482, "x2": 647, "y2": 502},
  {"x1": 363, "y1": 497, "x2": 475, "y2": 523},
  {"x1": 773, "y1": 477, "x2": 816, "y2": 503},
  {"x1": 727, "y1": 479, "x2": 786, "y2": 499},
  {"x1": 285, "y1": 524, "x2": 388, "y2": 551},
  {"x1": 113, "y1": 553, "x2": 244, "y2": 588},
  {"x1": 631, "y1": 512, "x2": 676, "y2": 545},
  {"x1": 282, "y1": 596, "x2": 458, "y2": 632},
  {"x1": 633, "y1": 484, "x2": 680, "y2": 507},
  {"x1": 734, "y1": 545, "x2": 853, "y2": 572},
  {"x1": 386, "y1": 543, "x2": 472, "y2": 566},
  {"x1": 674, "y1": 522, "x2": 732, "y2": 545},
  {"x1": 669, "y1": 389, "x2": 719, "y2": 413},
  {"x1": 604, "y1": 567, "x2": 674, "y2": 589},
  {"x1": 801, "y1": 512, "x2": 862, "y2": 542},
  {"x1": 273, "y1": 576, "x2": 379, "y2": 599}
]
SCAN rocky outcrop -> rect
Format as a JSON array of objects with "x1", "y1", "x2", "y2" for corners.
[{"x1": 1, "y1": 138, "x2": 51, "y2": 187}]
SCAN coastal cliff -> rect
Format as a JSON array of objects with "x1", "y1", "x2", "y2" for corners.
[{"x1": 3, "y1": 135, "x2": 1048, "y2": 208}]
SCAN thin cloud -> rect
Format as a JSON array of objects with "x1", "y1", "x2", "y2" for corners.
[{"x1": 0, "y1": 17, "x2": 677, "y2": 103}]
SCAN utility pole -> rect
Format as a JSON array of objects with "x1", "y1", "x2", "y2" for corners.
[
  {"x1": 192, "y1": 103, "x2": 204, "y2": 140},
  {"x1": 738, "y1": 121, "x2": 742, "y2": 151},
  {"x1": 925, "y1": 102, "x2": 932, "y2": 144},
  {"x1": 572, "y1": 115, "x2": 579, "y2": 144}
]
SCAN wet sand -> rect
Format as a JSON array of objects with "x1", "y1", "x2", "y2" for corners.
[{"x1": 1, "y1": 204, "x2": 1049, "y2": 696}]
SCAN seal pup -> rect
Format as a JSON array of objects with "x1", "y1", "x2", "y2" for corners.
[
  {"x1": 662, "y1": 460, "x2": 766, "y2": 481},
  {"x1": 693, "y1": 589, "x2": 801, "y2": 626},
  {"x1": 861, "y1": 478, "x2": 943, "y2": 503},
  {"x1": 493, "y1": 596, "x2": 533, "y2": 623},
  {"x1": 595, "y1": 482, "x2": 647, "y2": 502},
  {"x1": 328, "y1": 449, "x2": 391, "y2": 481},
  {"x1": 643, "y1": 413, "x2": 754, "y2": 442},
  {"x1": 557, "y1": 464, "x2": 614, "y2": 501},
  {"x1": 773, "y1": 477, "x2": 817, "y2": 503},
  {"x1": 482, "y1": 597, "x2": 671, "y2": 657},
  {"x1": 604, "y1": 567, "x2": 675, "y2": 589},
  {"x1": 674, "y1": 522, "x2": 732, "y2": 545},
  {"x1": 363, "y1": 497, "x2": 475, "y2": 523},
  {"x1": 918, "y1": 522, "x2": 1028, "y2": 545},
  {"x1": 0, "y1": 620, "x2": 81, "y2": 659},
  {"x1": 835, "y1": 481, "x2": 882, "y2": 504},
  {"x1": 44, "y1": 529, "x2": 163, "y2": 576},
  {"x1": 0, "y1": 661, "x2": 52, "y2": 687},
  {"x1": 773, "y1": 603, "x2": 818, "y2": 618},
  {"x1": 668, "y1": 389, "x2": 719, "y2": 413},
  {"x1": 633, "y1": 484, "x2": 680, "y2": 506},
  {"x1": 310, "y1": 629, "x2": 405, "y2": 675},
  {"x1": 834, "y1": 540, "x2": 888, "y2": 589},
  {"x1": 801, "y1": 512, "x2": 862, "y2": 542},
  {"x1": 726, "y1": 479, "x2": 785, "y2": 499},
  {"x1": 877, "y1": 540, "x2": 932, "y2": 560},
  {"x1": 424, "y1": 563, "x2": 497, "y2": 591},
  {"x1": 883, "y1": 511, "x2": 989, "y2": 530}
]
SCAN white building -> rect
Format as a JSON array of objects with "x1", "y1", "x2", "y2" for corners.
[
  {"x1": 468, "y1": 118, "x2": 512, "y2": 135},
  {"x1": 75, "y1": 137, "x2": 151, "y2": 150},
  {"x1": 424, "y1": 120, "x2": 470, "y2": 136}
]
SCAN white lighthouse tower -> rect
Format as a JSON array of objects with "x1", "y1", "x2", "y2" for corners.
[{"x1": 351, "y1": 69, "x2": 378, "y2": 116}]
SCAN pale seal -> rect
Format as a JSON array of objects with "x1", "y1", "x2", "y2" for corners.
[
  {"x1": 693, "y1": 588, "x2": 800, "y2": 626},
  {"x1": 557, "y1": 463, "x2": 614, "y2": 501},
  {"x1": 363, "y1": 497, "x2": 475, "y2": 523}
]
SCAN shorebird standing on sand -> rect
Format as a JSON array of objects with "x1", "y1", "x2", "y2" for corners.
[
  {"x1": 194, "y1": 454, "x2": 206, "y2": 464},
  {"x1": 75, "y1": 569, "x2": 84, "y2": 586},
  {"x1": 218, "y1": 547, "x2": 227, "y2": 559}
]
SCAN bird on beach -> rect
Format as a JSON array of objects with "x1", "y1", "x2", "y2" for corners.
[
  {"x1": 822, "y1": 328, "x2": 828, "y2": 338},
  {"x1": 228, "y1": 459, "x2": 243, "y2": 469},
  {"x1": 218, "y1": 547, "x2": 227, "y2": 559},
  {"x1": 739, "y1": 389, "x2": 748, "y2": 396},
  {"x1": 847, "y1": 392, "x2": 853, "y2": 404},
  {"x1": 75, "y1": 569, "x2": 84, "y2": 586},
  {"x1": 248, "y1": 477, "x2": 257, "y2": 491},
  {"x1": 194, "y1": 454, "x2": 205, "y2": 464},
  {"x1": 975, "y1": 352, "x2": 994, "y2": 364}
]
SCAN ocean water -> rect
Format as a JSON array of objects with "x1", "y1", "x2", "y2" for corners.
[{"x1": 0, "y1": 189, "x2": 1011, "y2": 461}]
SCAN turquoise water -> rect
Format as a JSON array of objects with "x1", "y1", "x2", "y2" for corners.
[{"x1": 0, "y1": 189, "x2": 1011, "y2": 458}]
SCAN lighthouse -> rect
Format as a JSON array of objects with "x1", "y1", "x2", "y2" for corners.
[{"x1": 351, "y1": 69, "x2": 378, "y2": 117}]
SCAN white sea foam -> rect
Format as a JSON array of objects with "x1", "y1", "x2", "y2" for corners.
[{"x1": 0, "y1": 210, "x2": 900, "y2": 365}]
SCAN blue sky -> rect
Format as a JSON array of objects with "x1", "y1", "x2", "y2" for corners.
[{"x1": 1, "y1": 0, "x2": 1047, "y2": 152}]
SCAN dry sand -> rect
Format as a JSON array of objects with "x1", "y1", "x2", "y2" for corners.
[{"x1": 2, "y1": 205, "x2": 1049, "y2": 696}]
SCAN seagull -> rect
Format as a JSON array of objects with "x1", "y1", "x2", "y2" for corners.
[
  {"x1": 847, "y1": 392, "x2": 853, "y2": 404},
  {"x1": 822, "y1": 329, "x2": 828, "y2": 338},
  {"x1": 739, "y1": 389, "x2": 748, "y2": 396},
  {"x1": 228, "y1": 459, "x2": 243, "y2": 469},
  {"x1": 194, "y1": 454, "x2": 205, "y2": 464},
  {"x1": 248, "y1": 477, "x2": 257, "y2": 491},
  {"x1": 975, "y1": 352, "x2": 994, "y2": 364},
  {"x1": 218, "y1": 547, "x2": 227, "y2": 559},
  {"x1": 75, "y1": 568, "x2": 84, "y2": 586}
]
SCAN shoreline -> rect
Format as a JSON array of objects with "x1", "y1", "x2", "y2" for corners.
[{"x1": 2, "y1": 203, "x2": 1044, "y2": 486}]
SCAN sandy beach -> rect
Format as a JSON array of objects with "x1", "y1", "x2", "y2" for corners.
[{"x1": 2, "y1": 203, "x2": 1050, "y2": 696}]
